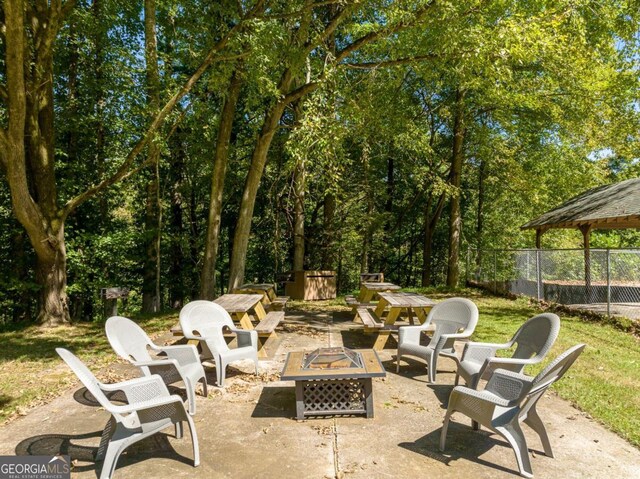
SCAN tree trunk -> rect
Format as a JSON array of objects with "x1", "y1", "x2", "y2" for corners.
[
  {"x1": 142, "y1": 0, "x2": 162, "y2": 313},
  {"x1": 321, "y1": 193, "x2": 336, "y2": 270},
  {"x1": 169, "y1": 132, "x2": 186, "y2": 309},
  {"x1": 35, "y1": 225, "x2": 69, "y2": 325},
  {"x1": 446, "y1": 89, "x2": 466, "y2": 288},
  {"x1": 292, "y1": 158, "x2": 306, "y2": 270},
  {"x1": 475, "y1": 158, "x2": 486, "y2": 274},
  {"x1": 382, "y1": 155, "x2": 394, "y2": 271},
  {"x1": 189, "y1": 185, "x2": 201, "y2": 299},
  {"x1": 422, "y1": 208, "x2": 434, "y2": 286},
  {"x1": 1, "y1": 0, "x2": 243, "y2": 325},
  {"x1": 201, "y1": 70, "x2": 243, "y2": 298},
  {"x1": 92, "y1": 0, "x2": 108, "y2": 220},
  {"x1": 11, "y1": 230, "x2": 32, "y2": 322},
  {"x1": 360, "y1": 145, "x2": 372, "y2": 273},
  {"x1": 228, "y1": 99, "x2": 288, "y2": 290}
]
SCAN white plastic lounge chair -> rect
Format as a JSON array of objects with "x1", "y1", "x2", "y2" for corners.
[
  {"x1": 440, "y1": 343, "x2": 585, "y2": 478},
  {"x1": 396, "y1": 297, "x2": 479, "y2": 383},
  {"x1": 179, "y1": 300, "x2": 258, "y2": 387},
  {"x1": 455, "y1": 313, "x2": 560, "y2": 388},
  {"x1": 56, "y1": 348, "x2": 199, "y2": 479},
  {"x1": 105, "y1": 316, "x2": 207, "y2": 415}
]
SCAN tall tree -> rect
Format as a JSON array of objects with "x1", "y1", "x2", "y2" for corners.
[
  {"x1": 0, "y1": 0, "x2": 251, "y2": 324},
  {"x1": 142, "y1": 0, "x2": 162, "y2": 313},
  {"x1": 446, "y1": 89, "x2": 466, "y2": 287},
  {"x1": 200, "y1": 68, "x2": 243, "y2": 299}
]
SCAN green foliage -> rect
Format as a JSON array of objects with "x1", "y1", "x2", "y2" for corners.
[{"x1": 0, "y1": 0, "x2": 638, "y2": 320}]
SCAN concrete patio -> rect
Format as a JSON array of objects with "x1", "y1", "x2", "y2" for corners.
[{"x1": 1, "y1": 311, "x2": 639, "y2": 478}]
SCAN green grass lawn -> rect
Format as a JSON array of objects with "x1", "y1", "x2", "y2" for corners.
[
  {"x1": 1, "y1": 289, "x2": 639, "y2": 448},
  {"x1": 409, "y1": 288, "x2": 640, "y2": 448},
  {"x1": 0, "y1": 313, "x2": 179, "y2": 424}
]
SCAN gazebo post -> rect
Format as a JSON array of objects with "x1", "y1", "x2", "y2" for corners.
[
  {"x1": 535, "y1": 229, "x2": 543, "y2": 300},
  {"x1": 579, "y1": 224, "x2": 592, "y2": 303}
]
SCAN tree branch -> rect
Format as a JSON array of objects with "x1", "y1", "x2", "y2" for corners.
[
  {"x1": 303, "y1": 3, "x2": 350, "y2": 53},
  {"x1": 260, "y1": 1, "x2": 345, "y2": 20},
  {"x1": 335, "y1": 1, "x2": 436, "y2": 64},
  {"x1": 62, "y1": 23, "x2": 248, "y2": 218},
  {"x1": 343, "y1": 54, "x2": 439, "y2": 69}
]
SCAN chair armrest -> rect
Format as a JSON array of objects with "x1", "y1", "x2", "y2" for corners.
[
  {"x1": 478, "y1": 356, "x2": 538, "y2": 381},
  {"x1": 440, "y1": 332, "x2": 472, "y2": 341},
  {"x1": 132, "y1": 358, "x2": 180, "y2": 369},
  {"x1": 399, "y1": 325, "x2": 431, "y2": 345},
  {"x1": 225, "y1": 324, "x2": 245, "y2": 334},
  {"x1": 449, "y1": 385, "x2": 513, "y2": 409},
  {"x1": 157, "y1": 344, "x2": 200, "y2": 367},
  {"x1": 485, "y1": 369, "x2": 533, "y2": 403},
  {"x1": 100, "y1": 374, "x2": 170, "y2": 405},
  {"x1": 182, "y1": 332, "x2": 206, "y2": 342},
  {"x1": 110, "y1": 394, "x2": 185, "y2": 415},
  {"x1": 461, "y1": 341, "x2": 511, "y2": 363}
]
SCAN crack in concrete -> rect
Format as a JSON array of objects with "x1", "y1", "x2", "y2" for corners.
[{"x1": 332, "y1": 417, "x2": 340, "y2": 478}]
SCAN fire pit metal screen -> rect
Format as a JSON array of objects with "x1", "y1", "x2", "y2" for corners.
[{"x1": 302, "y1": 347, "x2": 364, "y2": 370}]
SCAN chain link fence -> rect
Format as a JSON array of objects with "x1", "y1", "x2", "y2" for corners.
[{"x1": 467, "y1": 248, "x2": 640, "y2": 321}]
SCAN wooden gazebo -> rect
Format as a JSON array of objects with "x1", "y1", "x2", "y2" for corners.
[{"x1": 521, "y1": 177, "x2": 640, "y2": 287}]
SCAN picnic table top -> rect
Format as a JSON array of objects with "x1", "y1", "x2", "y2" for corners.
[
  {"x1": 361, "y1": 282, "x2": 402, "y2": 291},
  {"x1": 377, "y1": 292, "x2": 435, "y2": 308},
  {"x1": 214, "y1": 293, "x2": 263, "y2": 313}
]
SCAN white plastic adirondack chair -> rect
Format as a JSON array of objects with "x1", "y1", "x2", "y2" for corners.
[
  {"x1": 440, "y1": 344, "x2": 585, "y2": 478},
  {"x1": 105, "y1": 316, "x2": 207, "y2": 415},
  {"x1": 179, "y1": 301, "x2": 258, "y2": 387},
  {"x1": 396, "y1": 298, "x2": 479, "y2": 383},
  {"x1": 456, "y1": 313, "x2": 561, "y2": 388},
  {"x1": 56, "y1": 348, "x2": 199, "y2": 479}
]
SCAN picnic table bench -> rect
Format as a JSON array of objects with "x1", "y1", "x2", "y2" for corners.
[{"x1": 355, "y1": 292, "x2": 436, "y2": 350}]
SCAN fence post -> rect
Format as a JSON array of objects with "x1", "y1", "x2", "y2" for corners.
[
  {"x1": 606, "y1": 249, "x2": 611, "y2": 318},
  {"x1": 536, "y1": 249, "x2": 542, "y2": 300}
]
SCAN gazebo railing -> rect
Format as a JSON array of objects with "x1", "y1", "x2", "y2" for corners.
[{"x1": 467, "y1": 247, "x2": 640, "y2": 321}]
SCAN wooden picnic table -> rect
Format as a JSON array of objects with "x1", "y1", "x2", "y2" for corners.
[
  {"x1": 365, "y1": 292, "x2": 436, "y2": 351},
  {"x1": 357, "y1": 282, "x2": 402, "y2": 303},
  {"x1": 171, "y1": 295, "x2": 279, "y2": 359},
  {"x1": 213, "y1": 293, "x2": 267, "y2": 330},
  {"x1": 351, "y1": 282, "x2": 403, "y2": 321},
  {"x1": 233, "y1": 283, "x2": 277, "y2": 304}
]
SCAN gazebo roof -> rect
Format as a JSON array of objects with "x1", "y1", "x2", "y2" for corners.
[{"x1": 521, "y1": 177, "x2": 640, "y2": 231}]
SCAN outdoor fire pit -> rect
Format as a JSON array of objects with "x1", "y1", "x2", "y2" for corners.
[{"x1": 280, "y1": 347, "x2": 386, "y2": 419}]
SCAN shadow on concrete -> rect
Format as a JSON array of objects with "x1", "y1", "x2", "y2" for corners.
[
  {"x1": 427, "y1": 384, "x2": 455, "y2": 409},
  {"x1": 73, "y1": 384, "x2": 188, "y2": 408},
  {"x1": 338, "y1": 329, "x2": 399, "y2": 350},
  {"x1": 15, "y1": 428, "x2": 193, "y2": 477},
  {"x1": 252, "y1": 386, "x2": 296, "y2": 419},
  {"x1": 398, "y1": 423, "x2": 523, "y2": 477},
  {"x1": 331, "y1": 311, "x2": 353, "y2": 322},
  {"x1": 73, "y1": 387, "x2": 127, "y2": 407}
]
